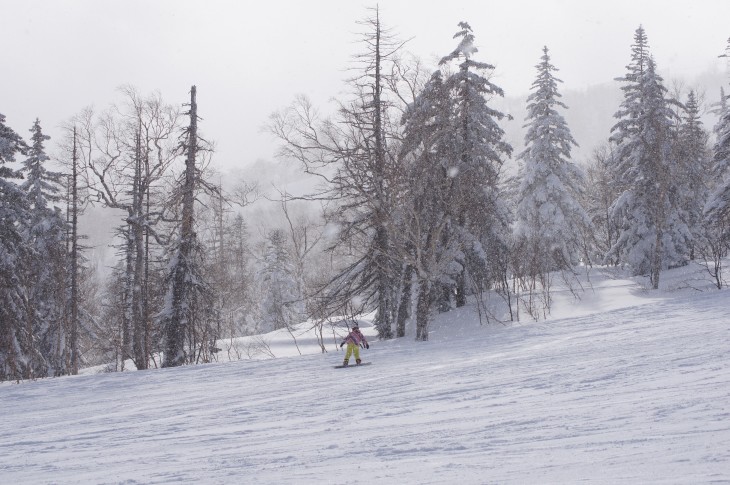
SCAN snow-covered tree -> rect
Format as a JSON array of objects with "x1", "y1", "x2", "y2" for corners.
[
  {"x1": 270, "y1": 7, "x2": 405, "y2": 340},
  {"x1": 438, "y1": 21, "x2": 513, "y2": 307},
  {"x1": 706, "y1": 84, "x2": 730, "y2": 224},
  {"x1": 674, "y1": 90, "x2": 711, "y2": 259},
  {"x1": 702, "y1": 42, "x2": 730, "y2": 286},
  {"x1": 260, "y1": 229, "x2": 303, "y2": 332},
  {"x1": 398, "y1": 70, "x2": 462, "y2": 340},
  {"x1": 20, "y1": 119, "x2": 68, "y2": 376},
  {"x1": 608, "y1": 27, "x2": 688, "y2": 289},
  {"x1": 582, "y1": 144, "x2": 622, "y2": 265},
  {"x1": 202, "y1": 184, "x2": 258, "y2": 343},
  {"x1": 225, "y1": 213, "x2": 255, "y2": 335},
  {"x1": 331, "y1": 6, "x2": 403, "y2": 339},
  {"x1": 161, "y1": 86, "x2": 214, "y2": 367},
  {"x1": 56, "y1": 122, "x2": 94, "y2": 374},
  {"x1": 79, "y1": 88, "x2": 180, "y2": 370},
  {"x1": 0, "y1": 113, "x2": 31, "y2": 380},
  {"x1": 514, "y1": 46, "x2": 590, "y2": 276}
]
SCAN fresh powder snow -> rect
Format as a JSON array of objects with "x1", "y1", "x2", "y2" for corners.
[{"x1": 1, "y1": 265, "x2": 729, "y2": 483}]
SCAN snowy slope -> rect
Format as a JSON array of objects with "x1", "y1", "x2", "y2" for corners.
[{"x1": 2, "y1": 268, "x2": 730, "y2": 484}]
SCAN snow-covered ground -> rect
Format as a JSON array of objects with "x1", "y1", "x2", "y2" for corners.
[{"x1": 2, "y1": 266, "x2": 730, "y2": 483}]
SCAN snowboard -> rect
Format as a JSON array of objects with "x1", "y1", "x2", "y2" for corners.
[{"x1": 334, "y1": 362, "x2": 372, "y2": 369}]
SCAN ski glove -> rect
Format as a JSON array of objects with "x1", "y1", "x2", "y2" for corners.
[
  {"x1": 340, "y1": 342, "x2": 344, "y2": 348},
  {"x1": 365, "y1": 343, "x2": 369, "y2": 349}
]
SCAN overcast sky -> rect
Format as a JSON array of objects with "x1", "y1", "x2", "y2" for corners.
[{"x1": 2, "y1": 0, "x2": 729, "y2": 172}]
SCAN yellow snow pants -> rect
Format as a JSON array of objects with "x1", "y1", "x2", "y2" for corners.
[{"x1": 344, "y1": 343, "x2": 360, "y2": 362}]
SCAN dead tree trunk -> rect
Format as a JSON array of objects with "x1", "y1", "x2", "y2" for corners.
[
  {"x1": 69, "y1": 128, "x2": 80, "y2": 374},
  {"x1": 163, "y1": 85, "x2": 200, "y2": 368}
]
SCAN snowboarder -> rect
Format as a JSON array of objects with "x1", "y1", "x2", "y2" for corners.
[{"x1": 340, "y1": 324, "x2": 369, "y2": 366}]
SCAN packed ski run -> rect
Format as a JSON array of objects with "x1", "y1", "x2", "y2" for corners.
[{"x1": 2, "y1": 266, "x2": 729, "y2": 483}]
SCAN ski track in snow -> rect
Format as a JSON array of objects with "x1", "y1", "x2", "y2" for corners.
[{"x1": 2, "y1": 274, "x2": 730, "y2": 483}]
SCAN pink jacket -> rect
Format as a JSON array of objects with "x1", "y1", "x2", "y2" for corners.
[{"x1": 342, "y1": 329, "x2": 368, "y2": 347}]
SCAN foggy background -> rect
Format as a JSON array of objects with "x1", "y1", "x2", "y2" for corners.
[{"x1": 2, "y1": 0, "x2": 729, "y2": 270}]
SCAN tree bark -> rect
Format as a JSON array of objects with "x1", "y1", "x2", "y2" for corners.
[
  {"x1": 163, "y1": 85, "x2": 198, "y2": 368},
  {"x1": 396, "y1": 265, "x2": 412, "y2": 338},
  {"x1": 415, "y1": 280, "x2": 431, "y2": 341},
  {"x1": 69, "y1": 128, "x2": 80, "y2": 375}
]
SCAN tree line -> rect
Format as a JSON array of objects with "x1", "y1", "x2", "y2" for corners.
[
  {"x1": 272, "y1": 16, "x2": 730, "y2": 341},
  {"x1": 2, "y1": 10, "x2": 729, "y2": 381}
]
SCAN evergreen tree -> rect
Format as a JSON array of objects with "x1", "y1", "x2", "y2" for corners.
[
  {"x1": 226, "y1": 213, "x2": 254, "y2": 335},
  {"x1": 161, "y1": 86, "x2": 214, "y2": 367},
  {"x1": 438, "y1": 22, "x2": 513, "y2": 306},
  {"x1": 674, "y1": 91, "x2": 710, "y2": 259},
  {"x1": 608, "y1": 28, "x2": 687, "y2": 288},
  {"x1": 515, "y1": 46, "x2": 590, "y2": 275},
  {"x1": 703, "y1": 43, "x2": 730, "y2": 284},
  {"x1": 0, "y1": 113, "x2": 31, "y2": 380},
  {"x1": 611, "y1": 26, "x2": 651, "y2": 150},
  {"x1": 260, "y1": 229, "x2": 302, "y2": 332},
  {"x1": 706, "y1": 86, "x2": 730, "y2": 221},
  {"x1": 398, "y1": 70, "x2": 462, "y2": 340},
  {"x1": 20, "y1": 119, "x2": 68, "y2": 376},
  {"x1": 715, "y1": 86, "x2": 730, "y2": 169}
]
